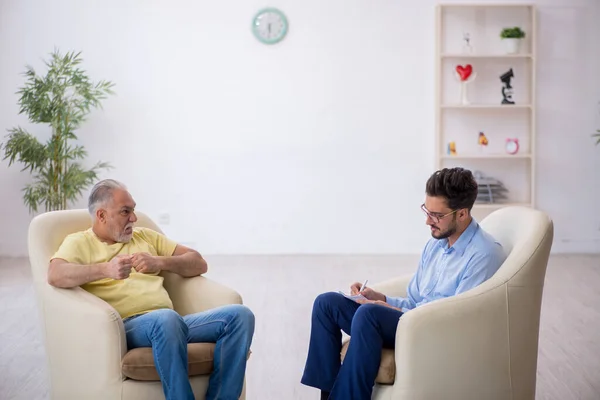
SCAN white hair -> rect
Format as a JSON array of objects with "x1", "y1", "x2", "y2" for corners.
[{"x1": 88, "y1": 179, "x2": 127, "y2": 219}]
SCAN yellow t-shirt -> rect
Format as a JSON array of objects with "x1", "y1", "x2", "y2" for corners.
[{"x1": 51, "y1": 227, "x2": 178, "y2": 319}]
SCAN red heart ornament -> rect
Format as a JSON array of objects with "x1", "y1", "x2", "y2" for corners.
[{"x1": 456, "y1": 64, "x2": 473, "y2": 81}]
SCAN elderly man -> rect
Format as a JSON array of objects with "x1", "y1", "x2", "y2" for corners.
[
  {"x1": 48, "y1": 179, "x2": 254, "y2": 400},
  {"x1": 301, "y1": 167, "x2": 507, "y2": 400}
]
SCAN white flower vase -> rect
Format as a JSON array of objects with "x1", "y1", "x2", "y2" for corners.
[
  {"x1": 455, "y1": 71, "x2": 477, "y2": 105},
  {"x1": 503, "y1": 38, "x2": 522, "y2": 54}
]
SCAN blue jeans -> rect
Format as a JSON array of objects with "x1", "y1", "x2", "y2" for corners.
[
  {"x1": 301, "y1": 292, "x2": 403, "y2": 400},
  {"x1": 124, "y1": 305, "x2": 255, "y2": 400}
]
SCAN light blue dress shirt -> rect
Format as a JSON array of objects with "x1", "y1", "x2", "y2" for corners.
[{"x1": 386, "y1": 218, "x2": 507, "y2": 312}]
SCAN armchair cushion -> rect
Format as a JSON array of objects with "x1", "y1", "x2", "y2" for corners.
[
  {"x1": 340, "y1": 341, "x2": 395, "y2": 384},
  {"x1": 122, "y1": 343, "x2": 215, "y2": 381}
]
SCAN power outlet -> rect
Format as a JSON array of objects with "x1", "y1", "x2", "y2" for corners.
[{"x1": 158, "y1": 213, "x2": 170, "y2": 225}]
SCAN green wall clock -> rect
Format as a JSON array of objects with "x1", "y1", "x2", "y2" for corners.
[{"x1": 252, "y1": 8, "x2": 288, "y2": 45}]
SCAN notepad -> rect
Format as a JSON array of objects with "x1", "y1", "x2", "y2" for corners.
[{"x1": 338, "y1": 291, "x2": 367, "y2": 302}]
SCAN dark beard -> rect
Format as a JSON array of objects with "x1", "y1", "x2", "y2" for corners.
[{"x1": 431, "y1": 225, "x2": 457, "y2": 240}]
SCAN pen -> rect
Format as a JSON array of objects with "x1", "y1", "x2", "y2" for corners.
[{"x1": 359, "y1": 279, "x2": 368, "y2": 293}]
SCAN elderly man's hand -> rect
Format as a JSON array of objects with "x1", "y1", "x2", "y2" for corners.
[
  {"x1": 132, "y1": 252, "x2": 162, "y2": 274},
  {"x1": 105, "y1": 255, "x2": 133, "y2": 280}
]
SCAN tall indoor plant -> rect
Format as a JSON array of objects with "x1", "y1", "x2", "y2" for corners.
[{"x1": 0, "y1": 49, "x2": 114, "y2": 213}]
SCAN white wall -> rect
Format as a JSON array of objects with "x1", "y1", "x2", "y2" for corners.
[{"x1": 0, "y1": 0, "x2": 598, "y2": 257}]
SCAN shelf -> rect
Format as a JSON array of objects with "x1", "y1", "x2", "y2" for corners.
[
  {"x1": 441, "y1": 104, "x2": 532, "y2": 109},
  {"x1": 436, "y1": 3, "x2": 537, "y2": 209},
  {"x1": 441, "y1": 53, "x2": 533, "y2": 59},
  {"x1": 440, "y1": 3, "x2": 535, "y2": 8},
  {"x1": 441, "y1": 154, "x2": 531, "y2": 159},
  {"x1": 473, "y1": 202, "x2": 532, "y2": 209}
]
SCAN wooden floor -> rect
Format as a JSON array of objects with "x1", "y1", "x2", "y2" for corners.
[{"x1": 0, "y1": 254, "x2": 598, "y2": 400}]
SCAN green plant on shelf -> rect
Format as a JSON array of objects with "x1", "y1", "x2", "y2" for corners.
[
  {"x1": 593, "y1": 130, "x2": 600, "y2": 145},
  {"x1": 500, "y1": 27, "x2": 526, "y2": 39}
]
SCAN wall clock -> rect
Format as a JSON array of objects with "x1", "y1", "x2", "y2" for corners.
[
  {"x1": 252, "y1": 8, "x2": 288, "y2": 45},
  {"x1": 506, "y1": 138, "x2": 519, "y2": 154}
]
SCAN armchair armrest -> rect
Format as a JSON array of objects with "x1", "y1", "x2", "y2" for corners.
[
  {"x1": 391, "y1": 284, "x2": 511, "y2": 400},
  {"x1": 370, "y1": 274, "x2": 413, "y2": 298},
  {"x1": 40, "y1": 286, "x2": 126, "y2": 399},
  {"x1": 162, "y1": 273, "x2": 243, "y2": 316}
]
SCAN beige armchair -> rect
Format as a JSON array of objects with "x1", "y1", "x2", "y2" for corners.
[
  {"x1": 341, "y1": 206, "x2": 554, "y2": 400},
  {"x1": 28, "y1": 209, "x2": 248, "y2": 400}
]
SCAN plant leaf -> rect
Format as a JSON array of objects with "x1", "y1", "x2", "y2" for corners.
[
  {"x1": 0, "y1": 128, "x2": 49, "y2": 172},
  {"x1": 2, "y1": 48, "x2": 116, "y2": 214}
]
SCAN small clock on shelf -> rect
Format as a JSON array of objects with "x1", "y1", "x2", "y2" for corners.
[
  {"x1": 506, "y1": 138, "x2": 519, "y2": 154},
  {"x1": 252, "y1": 8, "x2": 288, "y2": 45}
]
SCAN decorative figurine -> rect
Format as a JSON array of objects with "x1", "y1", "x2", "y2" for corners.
[
  {"x1": 478, "y1": 131, "x2": 489, "y2": 153},
  {"x1": 500, "y1": 68, "x2": 515, "y2": 104},
  {"x1": 478, "y1": 131, "x2": 489, "y2": 146},
  {"x1": 448, "y1": 141, "x2": 457, "y2": 155},
  {"x1": 455, "y1": 64, "x2": 477, "y2": 105},
  {"x1": 506, "y1": 138, "x2": 519, "y2": 154},
  {"x1": 462, "y1": 31, "x2": 473, "y2": 53}
]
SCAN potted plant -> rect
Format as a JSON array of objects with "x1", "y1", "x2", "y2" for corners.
[
  {"x1": 0, "y1": 49, "x2": 114, "y2": 213},
  {"x1": 500, "y1": 27, "x2": 526, "y2": 54}
]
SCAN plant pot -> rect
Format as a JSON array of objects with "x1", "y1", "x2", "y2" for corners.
[{"x1": 503, "y1": 38, "x2": 522, "y2": 54}]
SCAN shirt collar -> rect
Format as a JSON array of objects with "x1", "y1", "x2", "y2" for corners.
[{"x1": 437, "y1": 217, "x2": 479, "y2": 256}]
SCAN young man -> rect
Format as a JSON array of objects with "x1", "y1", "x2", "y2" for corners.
[
  {"x1": 300, "y1": 167, "x2": 507, "y2": 400},
  {"x1": 48, "y1": 179, "x2": 254, "y2": 400}
]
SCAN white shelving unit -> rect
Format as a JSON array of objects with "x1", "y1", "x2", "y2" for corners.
[{"x1": 435, "y1": 3, "x2": 536, "y2": 220}]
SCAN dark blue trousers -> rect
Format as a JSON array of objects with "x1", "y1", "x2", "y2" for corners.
[{"x1": 301, "y1": 292, "x2": 404, "y2": 400}]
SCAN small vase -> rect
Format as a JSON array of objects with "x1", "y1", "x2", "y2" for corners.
[
  {"x1": 503, "y1": 38, "x2": 521, "y2": 54},
  {"x1": 460, "y1": 82, "x2": 470, "y2": 105}
]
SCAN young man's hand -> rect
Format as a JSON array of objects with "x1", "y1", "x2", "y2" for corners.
[
  {"x1": 349, "y1": 282, "x2": 386, "y2": 301},
  {"x1": 131, "y1": 252, "x2": 162, "y2": 274},
  {"x1": 355, "y1": 298, "x2": 403, "y2": 312}
]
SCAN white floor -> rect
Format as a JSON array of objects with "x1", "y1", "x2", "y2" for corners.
[{"x1": 1, "y1": 254, "x2": 599, "y2": 400}]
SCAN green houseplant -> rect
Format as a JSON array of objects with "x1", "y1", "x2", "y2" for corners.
[
  {"x1": 500, "y1": 27, "x2": 526, "y2": 54},
  {"x1": 0, "y1": 49, "x2": 114, "y2": 213}
]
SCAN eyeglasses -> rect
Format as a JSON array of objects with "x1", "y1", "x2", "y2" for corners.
[{"x1": 421, "y1": 203, "x2": 458, "y2": 223}]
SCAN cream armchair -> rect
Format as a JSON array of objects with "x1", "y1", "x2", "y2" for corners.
[
  {"x1": 341, "y1": 206, "x2": 554, "y2": 400},
  {"x1": 28, "y1": 209, "x2": 248, "y2": 400}
]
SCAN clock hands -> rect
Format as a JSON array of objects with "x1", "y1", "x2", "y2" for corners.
[{"x1": 253, "y1": 8, "x2": 287, "y2": 43}]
